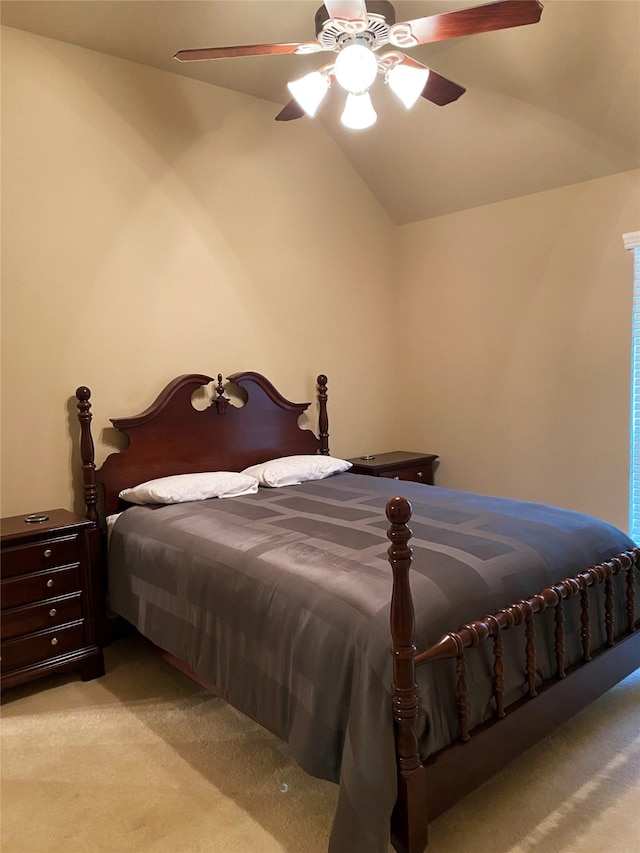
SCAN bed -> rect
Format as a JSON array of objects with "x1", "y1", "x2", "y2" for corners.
[{"x1": 75, "y1": 371, "x2": 640, "y2": 853}]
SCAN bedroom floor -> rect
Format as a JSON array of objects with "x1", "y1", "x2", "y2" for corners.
[{"x1": 1, "y1": 635, "x2": 639, "y2": 853}]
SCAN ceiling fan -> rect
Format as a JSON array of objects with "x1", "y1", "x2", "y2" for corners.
[{"x1": 174, "y1": 0, "x2": 543, "y2": 130}]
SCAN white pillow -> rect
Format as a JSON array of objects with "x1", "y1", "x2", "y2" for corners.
[
  {"x1": 241, "y1": 455, "x2": 352, "y2": 488},
  {"x1": 119, "y1": 471, "x2": 259, "y2": 505}
]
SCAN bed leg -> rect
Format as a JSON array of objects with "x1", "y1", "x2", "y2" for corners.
[
  {"x1": 392, "y1": 770, "x2": 430, "y2": 853},
  {"x1": 387, "y1": 497, "x2": 429, "y2": 853}
]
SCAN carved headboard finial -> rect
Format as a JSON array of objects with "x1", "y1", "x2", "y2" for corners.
[{"x1": 214, "y1": 373, "x2": 229, "y2": 415}]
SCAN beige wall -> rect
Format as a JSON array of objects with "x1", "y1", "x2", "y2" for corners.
[
  {"x1": 2, "y1": 26, "x2": 638, "y2": 533},
  {"x1": 396, "y1": 171, "x2": 640, "y2": 529},
  {"x1": 0, "y1": 26, "x2": 395, "y2": 517}
]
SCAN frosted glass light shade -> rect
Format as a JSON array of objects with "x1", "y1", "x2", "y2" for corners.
[
  {"x1": 340, "y1": 92, "x2": 377, "y2": 130},
  {"x1": 287, "y1": 71, "x2": 330, "y2": 117},
  {"x1": 387, "y1": 63, "x2": 430, "y2": 109},
  {"x1": 334, "y1": 44, "x2": 378, "y2": 94}
]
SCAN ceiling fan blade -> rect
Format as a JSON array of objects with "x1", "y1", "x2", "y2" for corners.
[
  {"x1": 275, "y1": 100, "x2": 307, "y2": 122},
  {"x1": 323, "y1": 0, "x2": 368, "y2": 24},
  {"x1": 398, "y1": 55, "x2": 466, "y2": 106},
  {"x1": 421, "y1": 69, "x2": 467, "y2": 106},
  {"x1": 174, "y1": 43, "x2": 316, "y2": 62},
  {"x1": 392, "y1": 0, "x2": 543, "y2": 47}
]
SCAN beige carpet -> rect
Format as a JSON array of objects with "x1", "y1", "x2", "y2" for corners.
[{"x1": 1, "y1": 635, "x2": 639, "y2": 853}]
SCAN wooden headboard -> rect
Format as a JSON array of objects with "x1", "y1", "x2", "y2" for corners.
[{"x1": 76, "y1": 372, "x2": 329, "y2": 519}]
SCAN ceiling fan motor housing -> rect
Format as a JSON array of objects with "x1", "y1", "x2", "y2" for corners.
[{"x1": 315, "y1": 1, "x2": 396, "y2": 51}]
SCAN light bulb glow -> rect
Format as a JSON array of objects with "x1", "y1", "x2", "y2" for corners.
[
  {"x1": 334, "y1": 43, "x2": 378, "y2": 94},
  {"x1": 340, "y1": 92, "x2": 377, "y2": 130},
  {"x1": 287, "y1": 71, "x2": 330, "y2": 117},
  {"x1": 386, "y1": 63, "x2": 430, "y2": 109}
]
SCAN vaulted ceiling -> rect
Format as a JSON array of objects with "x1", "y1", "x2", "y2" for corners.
[{"x1": 2, "y1": 0, "x2": 638, "y2": 224}]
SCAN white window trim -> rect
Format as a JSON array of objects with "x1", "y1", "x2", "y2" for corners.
[
  {"x1": 624, "y1": 231, "x2": 640, "y2": 251},
  {"x1": 625, "y1": 231, "x2": 640, "y2": 540}
]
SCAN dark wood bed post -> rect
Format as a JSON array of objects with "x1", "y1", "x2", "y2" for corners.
[
  {"x1": 386, "y1": 497, "x2": 429, "y2": 853},
  {"x1": 76, "y1": 385, "x2": 109, "y2": 646},
  {"x1": 317, "y1": 374, "x2": 330, "y2": 455},
  {"x1": 75, "y1": 386, "x2": 99, "y2": 523}
]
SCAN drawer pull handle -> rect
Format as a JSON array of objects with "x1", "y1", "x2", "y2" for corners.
[
  {"x1": 417, "y1": 471, "x2": 423, "y2": 478},
  {"x1": 49, "y1": 608, "x2": 57, "y2": 617},
  {"x1": 44, "y1": 549, "x2": 52, "y2": 558},
  {"x1": 46, "y1": 578, "x2": 54, "y2": 588},
  {"x1": 50, "y1": 637, "x2": 58, "y2": 646}
]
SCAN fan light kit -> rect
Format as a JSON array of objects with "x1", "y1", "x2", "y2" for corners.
[{"x1": 174, "y1": 0, "x2": 543, "y2": 130}]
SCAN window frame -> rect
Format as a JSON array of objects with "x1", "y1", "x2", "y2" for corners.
[{"x1": 624, "y1": 230, "x2": 640, "y2": 540}]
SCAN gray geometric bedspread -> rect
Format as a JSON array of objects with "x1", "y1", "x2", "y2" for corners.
[{"x1": 108, "y1": 473, "x2": 636, "y2": 853}]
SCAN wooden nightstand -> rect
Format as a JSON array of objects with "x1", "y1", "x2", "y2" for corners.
[
  {"x1": 1, "y1": 508, "x2": 105, "y2": 690},
  {"x1": 347, "y1": 451, "x2": 439, "y2": 485}
]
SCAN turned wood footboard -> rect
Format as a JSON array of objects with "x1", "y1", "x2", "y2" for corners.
[{"x1": 385, "y1": 496, "x2": 640, "y2": 853}]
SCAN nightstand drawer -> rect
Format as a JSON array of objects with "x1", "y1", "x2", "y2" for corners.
[
  {"x1": 1, "y1": 535, "x2": 80, "y2": 578},
  {"x1": 379, "y1": 463, "x2": 434, "y2": 484},
  {"x1": 1, "y1": 621, "x2": 86, "y2": 671},
  {"x1": 1, "y1": 593, "x2": 84, "y2": 640},
  {"x1": 1, "y1": 565, "x2": 81, "y2": 609},
  {"x1": 348, "y1": 452, "x2": 438, "y2": 485}
]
